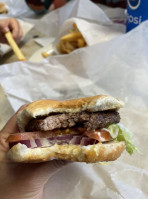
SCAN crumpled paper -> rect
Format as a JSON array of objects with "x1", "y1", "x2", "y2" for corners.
[
  {"x1": 29, "y1": 16, "x2": 125, "y2": 63},
  {"x1": 24, "y1": 0, "x2": 114, "y2": 38},
  {"x1": 0, "y1": 0, "x2": 148, "y2": 198},
  {"x1": 27, "y1": 0, "x2": 125, "y2": 62},
  {"x1": 57, "y1": 17, "x2": 125, "y2": 46}
]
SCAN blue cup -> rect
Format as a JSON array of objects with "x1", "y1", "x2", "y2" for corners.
[{"x1": 126, "y1": 0, "x2": 148, "y2": 32}]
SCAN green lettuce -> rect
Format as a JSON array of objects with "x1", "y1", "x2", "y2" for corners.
[{"x1": 105, "y1": 124, "x2": 139, "y2": 155}]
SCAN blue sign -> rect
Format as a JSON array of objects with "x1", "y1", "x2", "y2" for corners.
[
  {"x1": 128, "y1": 0, "x2": 141, "y2": 8},
  {"x1": 126, "y1": 0, "x2": 148, "y2": 32}
]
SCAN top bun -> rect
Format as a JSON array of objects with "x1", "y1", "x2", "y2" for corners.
[
  {"x1": 17, "y1": 95, "x2": 124, "y2": 132},
  {"x1": 0, "y1": 3, "x2": 8, "y2": 14}
]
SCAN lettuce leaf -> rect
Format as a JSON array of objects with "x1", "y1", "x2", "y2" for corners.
[{"x1": 106, "y1": 124, "x2": 139, "y2": 155}]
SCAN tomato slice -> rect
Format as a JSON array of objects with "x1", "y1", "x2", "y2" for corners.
[
  {"x1": 78, "y1": 128, "x2": 113, "y2": 142},
  {"x1": 7, "y1": 128, "x2": 113, "y2": 143},
  {"x1": 7, "y1": 128, "x2": 80, "y2": 143},
  {"x1": 7, "y1": 132, "x2": 46, "y2": 143}
]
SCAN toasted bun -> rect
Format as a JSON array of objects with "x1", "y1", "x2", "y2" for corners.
[
  {"x1": 0, "y1": 3, "x2": 7, "y2": 13},
  {"x1": 7, "y1": 141, "x2": 125, "y2": 163},
  {"x1": 17, "y1": 95, "x2": 124, "y2": 132}
]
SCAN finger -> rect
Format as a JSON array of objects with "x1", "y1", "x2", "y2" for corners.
[
  {"x1": 34, "y1": 160, "x2": 70, "y2": 182},
  {"x1": 18, "y1": 27, "x2": 23, "y2": 43},
  {"x1": 16, "y1": 160, "x2": 70, "y2": 186},
  {"x1": 0, "y1": 110, "x2": 18, "y2": 152},
  {"x1": 0, "y1": 26, "x2": 9, "y2": 33},
  {"x1": 0, "y1": 105, "x2": 27, "y2": 153},
  {"x1": 0, "y1": 22, "x2": 9, "y2": 33},
  {"x1": 0, "y1": 21, "x2": 9, "y2": 44},
  {"x1": 1, "y1": 105, "x2": 26, "y2": 135},
  {"x1": 0, "y1": 34, "x2": 8, "y2": 44},
  {"x1": 4, "y1": 160, "x2": 70, "y2": 197},
  {"x1": 14, "y1": 24, "x2": 23, "y2": 44},
  {"x1": 9, "y1": 19, "x2": 20, "y2": 42}
]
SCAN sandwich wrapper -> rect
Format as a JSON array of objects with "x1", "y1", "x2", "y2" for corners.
[
  {"x1": 57, "y1": 17, "x2": 125, "y2": 46},
  {"x1": 30, "y1": 16, "x2": 125, "y2": 63},
  {"x1": 0, "y1": 0, "x2": 148, "y2": 198}
]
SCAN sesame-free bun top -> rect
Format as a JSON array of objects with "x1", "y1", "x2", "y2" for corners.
[{"x1": 17, "y1": 95, "x2": 124, "y2": 132}]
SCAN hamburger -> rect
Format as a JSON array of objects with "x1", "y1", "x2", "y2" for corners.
[
  {"x1": 7, "y1": 95, "x2": 137, "y2": 163},
  {"x1": 0, "y1": 3, "x2": 8, "y2": 14}
]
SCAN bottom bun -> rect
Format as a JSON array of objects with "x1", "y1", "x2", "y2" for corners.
[{"x1": 7, "y1": 141, "x2": 125, "y2": 163}]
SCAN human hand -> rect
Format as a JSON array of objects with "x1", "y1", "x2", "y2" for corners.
[
  {"x1": 0, "y1": 18, "x2": 23, "y2": 44},
  {"x1": 0, "y1": 106, "x2": 69, "y2": 199}
]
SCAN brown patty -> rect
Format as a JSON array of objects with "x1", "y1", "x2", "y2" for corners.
[{"x1": 26, "y1": 111, "x2": 120, "y2": 132}]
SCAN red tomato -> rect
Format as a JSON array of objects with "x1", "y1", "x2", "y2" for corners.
[
  {"x1": 7, "y1": 128, "x2": 79, "y2": 143},
  {"x1": 7, "y1": 132, "x2": 49, "y2": 142},
  {"x1": 78, "y1": 128, "x2": 112, "y2": 142},
  {"x1": 7, "y1": 128, "x2": 112, "y2": 143}
]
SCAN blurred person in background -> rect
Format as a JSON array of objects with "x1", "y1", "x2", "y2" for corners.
[
  {"x1": 25, "y1": 0, "x2": 126, "y2": 14},
  {"x1": 0, "y1": 18, "x2": 22, "y2": 44}
]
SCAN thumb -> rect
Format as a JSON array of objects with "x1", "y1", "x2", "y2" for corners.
[
  {"x1": 1, "y1": 26, "x2": 9, "y2": 33},
  {"x1": 1, "y1": 104, "x2": 26, "y2": 135},
  {"x1": 45, "y1": 159, "x2": 69, "y2": 177},
  {"x1": 32, "y1": 160, "x2": 69, "y2": 183},
  {"x1": 14, "y1": 160, "x2": 70, "y2": 191}
]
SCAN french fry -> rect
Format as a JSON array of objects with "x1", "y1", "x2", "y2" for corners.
[
  {"x1": 61, "y1": 41, "x2": 72, "y2": 54},
  {"x1": 61, "y1": 32, "x2": 82, "y2": 42},
  {"x1": 65, "y1": 42, "x2": 75, "y2": 51},
  {"x1": 42, "y1": 51, "x2": 51, "y2": 58},
  {"x1": 77, "y1": 38, "x2": 86, "y2": 48},
  {"x1": 57, "y1": 41, "x2": 68, "y2": 54},
  {"x1": 57, "y1": 23, "x2": 87, "y2": 54},
  {"x1": 68, "y1": 29, "x2": 73, "y2": 33},
  {"x1": 68, "y1": 23, "x2": 79, "y2": 33},
  {"x1": 5, "y1": 31, "x2": 26, "y2": 61},
  {"x1": 73, "y1": 23, "x2": 77, "y2": 29}
]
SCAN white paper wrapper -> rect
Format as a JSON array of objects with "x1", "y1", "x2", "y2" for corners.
[
  {"x1": 25, "y1": 0, "x2": 113, "y2": 38},
  {"x1": 0, "y1": 60, "x2": 106, "y2": 111},
  {"x1": 0, "y1": 1, "x2": 148, "y2": 198},
  {"x1": 0, "y1": 19, "x2": 34, "y2": 56},
  {"x1": 28, "y1": 0, "x2": 125, "y2": 62},
  {"x1": 57, "y1": 17, "x2": 125, "y2": 47},
  {"x1": 58, "y1": 0, "x2": 111, "y2": 25},
  {"x1": 30, "y1": 16, "x2": 125, "y2": 63}
]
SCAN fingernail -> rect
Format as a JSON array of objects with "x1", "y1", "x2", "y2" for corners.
[{"x1": 3, "y1": 27, "x2": 9, "y2": 33}]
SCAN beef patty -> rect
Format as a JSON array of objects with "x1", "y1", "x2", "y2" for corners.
[{"x1": 26, "y1": 111, "x2": 120, "y2": 132}]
